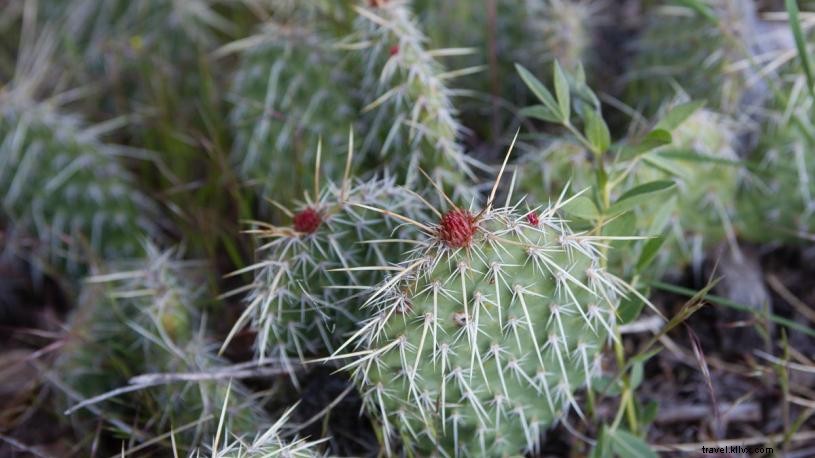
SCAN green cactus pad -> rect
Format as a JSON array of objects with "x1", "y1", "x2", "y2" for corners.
[
  {"x1": 342, "y1": 200, "x2": 623, "y2": 456},
  {"x1": 233, "y1": 175, "x2": 430, "y2": 366},
  {"x1": 0, "y1": 100, "x2": 158, "y2": 272}
]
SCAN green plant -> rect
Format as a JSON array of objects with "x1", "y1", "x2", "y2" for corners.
[
  {"x1": 229, "y1": 14, "x2": 356, "y2": 206},
  {"x1": 57, "y1": 245, "x2": 269, "y2": 454},
  {"x1": 225, "y1": 160, "x2": 431, "y2": 373},
  {"x1": 625, "y1": 0, "x2": 763, "y2": 116},
  {"x1": 337, "y1": 179, "x2": 627, "y2": 455},
  {"x1": 347, "y1": 0, "x2": 482, "y2": 202},
  {"x1": 0, "y1": 37, "x2": 159, "y2": 273}
]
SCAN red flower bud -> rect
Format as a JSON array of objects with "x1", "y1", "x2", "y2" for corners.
[
  {"x1": 293, "y1": 208, "x2": 322, "y2": 234},
  {"x1": 438, "y1": 209, "x2": 477, "y2": 248}
]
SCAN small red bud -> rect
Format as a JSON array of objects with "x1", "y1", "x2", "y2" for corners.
[
  {"x1": 389, "y1": 44, "x2": 399, "y2": 56},
  {"x1": 438, "y1": 209, "x2": 477, "y2": 248},
  {"x1": 526, "y1": 211, "x2": 540, "y2": 226},
  {"x1": 293, "y1": 207, "x2": 322, "y2": 234}
]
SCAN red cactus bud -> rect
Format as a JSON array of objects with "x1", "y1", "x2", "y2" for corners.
[
  {"x1": 293, "y1": 207, "x2": 322, "y2": 234},
  {"x1": 526, "y1": 211, "x2": 540, "y2": 226},
  {"x1": 389, "y1": 44, "x2": 399, "y2": 56},
  {"x1": 438, "y1": 209, "x2": 477, "y2": 248}
]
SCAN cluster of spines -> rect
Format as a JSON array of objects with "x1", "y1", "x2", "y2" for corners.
[
  {"x1": 199, "y1": 403, "x2": 323, "y2": 458},
  {"x1": 523, "y1": 0, "x2": 602, "y2": 74},
  {"x1": 337, "y1": 193, "x2": 625, "y2": 456}
]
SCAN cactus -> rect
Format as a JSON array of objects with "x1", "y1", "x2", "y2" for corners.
[
  {"x1": 338, "y1": 192, "x2": 625, "y2": 456},
  {"x1": 523, "y1": 0, "x2": 603, "y2": 74},
  {"x1": 634, "y1": 107, "x2": 743, "y2": 271},
  {"x1": 626, "y1": 0, "x2": 762, "y2": 116},
  {"x1": 229, "y1": 20, "x2": 357, "y2": 205},
  {"x1": 43, "y1": 0, "x2": 229, "y2": 71},
  {"x1": 57, "y1": 245, "x2": 269, "y2": 454},
  {"x1": 0, "y1": 89, "x2": 158, "y2": 273},
  {"x1": 228, "y1": 167, "x2": 431, "y2": 371},
  {"x1": 737, "y1": 86, "x2": 815, "y2": 243},
  {"x1": 351, "y1": 0, "x2": 482, "y2": 203}
]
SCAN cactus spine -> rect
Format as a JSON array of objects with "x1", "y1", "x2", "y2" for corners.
[
  {"x1": 340, "y1": 191, "x2": 623, "y2": 456},
  {"x1": 204, "y1": 404, "x2": 323, "y2": 458}
]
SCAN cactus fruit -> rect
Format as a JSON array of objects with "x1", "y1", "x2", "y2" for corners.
[
  {"x1": 0, "y1": 94, "x2": 158, "y2": 272},
  {"x1": 635, "y1": 107, "x2": 743, "y2": 271},
  {"x1": 58, "y1": 245, "x2": 268, "y2": 454},
  {"x1": 339, "y1": 193, "x2": 624, "y2": 456},
  {"x1": 229, "y1": 172, "x2": 430, "y2": 369},
  {"x1": 229, "y1": 22, "x2": 357, "y2": 205}
]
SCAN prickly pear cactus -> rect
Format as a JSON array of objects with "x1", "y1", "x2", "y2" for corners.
[
  {"x1": 636, "y1": 108, "x2": 743, "y2": 270},
  {"x1": 737, "y1": 110, "x2": 815, "y2": 243},
  {"x1": 58, "y1": 245, "x2": 268, "y2": 454},
  {"x1": 43, "y1": 0, "x2": 227, "y2": 69},
  {"x1": 352, "y1": 0, "x2": 481, "y2": 203},
  {"x1": 0, "y1": 97, "x2": 158, "y2": 272},
  {"x1": 523, "y1": 0, "x2": 601, "y2": 74},
  {"x1": 230, "y1": 21, "x2": 357, "y2": 205},
  {"x1": 342, "y1": 199, "x2": 622, "y2": 456},
  {"x1": 232, "y1": 174, "x2": 430, "y2": 367},
  {"x1": 626, "y1": 0, "x2": 760, "y2": 115}
]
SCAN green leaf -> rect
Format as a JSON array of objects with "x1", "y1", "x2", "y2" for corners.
[
  {"x1": 592, "y1": 375, "x2": 622, "y2": 396},
  {"x1": 673, "y1": 0, "x2": 717, "y2": 23},
  {"x1": 657, "y1": 150, "x2": 742, "y2": 166},
  {"x1": 519, "y1": 105, "x2": 561, "y2": 123},
  {"x1": 620, "y1": 129, "x2": 672, "y2": 159},
  {"x1": 575, "y1": 62, "x2": 587, "y2": 85},
  {"x1": 608, "y1": 429, "x2": 658, "y2": 458},
  {"x1": 655, "y1": 100, "x2": 705, "y2": 131},
  {"x1": 618, "y1": 294, "x2": 645, "y2": 324},
  {"x1": 609, "y1": 180, "x2": 676, "y2": 214},
  {"x1": 553, "y1": 61, "x2": 571, "y2": 121},
  {"x1": 603, "y1": 211, "x2": 636, "y2": 238},
  {"x1": 639, "y1": 401, "x2": 660, "y2": 426},
  {"x1": 516, "y1": 64, "x2": 560, "y2": 118},
  {"x1": 590, "y1": 428, "x2": 613, "y2": 458},
  {"x1": 636, "y1": 234, "x2": 667, "y2": 273},
  {"x1": 563, "y1": 196, "x2": 599, "y2": 220},
  {"x1": 786, "y1": 0, "x2": 815, "y2": 98},
  {"x1": 585, "y1": 109, "x2": 611, "y2": 154}
]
